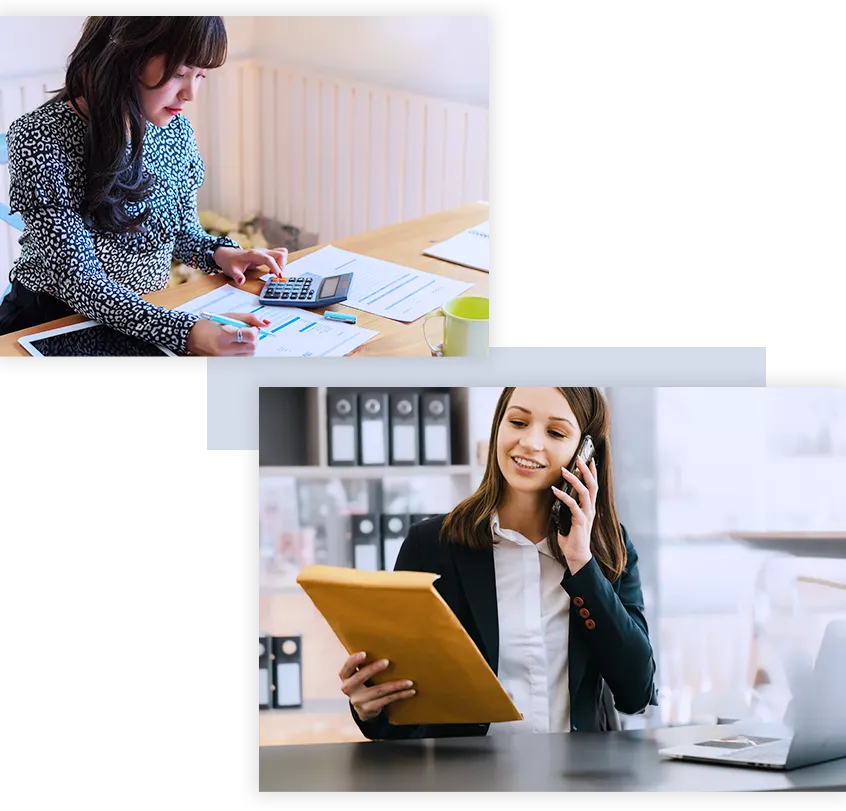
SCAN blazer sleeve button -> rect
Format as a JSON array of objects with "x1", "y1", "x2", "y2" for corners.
[
  {"x1": 585, "y1": 619, "x2": 596, "y2": 630},
  {"x1": 579, "y1": 608, "x2": 590, "y2": 619},
  {"x1": 573, "y1": 596, "x2": 584, "y2": 607}
]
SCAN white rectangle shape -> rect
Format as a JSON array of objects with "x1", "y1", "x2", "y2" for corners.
[
  {"x1": 290, "y1": 245, "x2": 473, "y2": 323},
  {"x1": 424, "y1": 425, "x2": 449, "y2": 463},
  {"x1": 354, "y1": 543, "x2": 379, "y2": 571},
  {"x1": 275, "y1": 662, "x2": 302, "y2": 707},
  {"x1": 384, "y1": 538, "x2": 404, "y2": 572},
  {"x1": 392, "y1": 424, "x2": 417, "y2": 462},
  {"x1": 361, "y1": 419, "x2": 387, "y2": 465},
  {"x1": 331, "y1": 424, "x2": 356, "y2": 463},
  {"x1": 424, "y1": 220, "x2": 490, "y2": 272},
  {"x1": 259, "y1": 669, "x2": 270, "y2": 705}
]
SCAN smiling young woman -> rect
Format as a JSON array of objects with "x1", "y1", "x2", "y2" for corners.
[
  {"x1": 338, "y1": 386, "x2": 658, "y2": 740},
  {"x1": 0, "y1": 16, "x2": 287, "y2": 355}
]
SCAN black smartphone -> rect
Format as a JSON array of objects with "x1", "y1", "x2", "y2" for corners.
[{"x1": 551, "y1": 434, "x2": 595, "y2": 535}]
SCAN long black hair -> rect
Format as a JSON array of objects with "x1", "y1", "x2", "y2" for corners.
[{"x1": 50, "y1": 17, "x2": 227, "y2": 233}]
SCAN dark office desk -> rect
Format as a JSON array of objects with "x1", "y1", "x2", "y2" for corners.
[
  {"x1": 259, "y1": 722, "x2": 846, "y2": 791},
  {"x1": 730, "y1": 532, "x2": 846, "y2": 559}
]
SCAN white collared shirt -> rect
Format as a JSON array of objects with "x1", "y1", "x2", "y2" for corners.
[{"x1": 488, "y1": 510, "x2": 571, "y2": 735}]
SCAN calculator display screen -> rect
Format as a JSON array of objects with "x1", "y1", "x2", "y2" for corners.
[{"x1": 319, "y1": 276, "x2": 339, "y2": 297}]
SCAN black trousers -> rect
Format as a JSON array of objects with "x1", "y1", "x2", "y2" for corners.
[{"x1": 0, "y1": 279, "x2": 75, "y2": 336}]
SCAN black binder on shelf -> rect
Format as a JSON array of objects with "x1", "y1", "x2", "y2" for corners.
[
  {"x1": 381, "y1": 514, "x2": 409, "y2": 572},
  {"x1": 271, "y1": 636, "x2": 303, "y2": 709},
  {"x1": 359, "y1": 391, "x2": 390, "y2": 466},
  {"x1": 259, "y1": 634, "x2": 273, "y2": 710},
  {"x1": 389, "y1": 392, "x2": 420, "y2": 466},
  {"x1": 327, "y1": 390, "x2": 358, "y2": 466},
  {"x1": 420, "y1": 392, "x2": 451, "y2": 465},
  {"x1": 351, "y1": 513, "x2": 381, "y2": 571}
]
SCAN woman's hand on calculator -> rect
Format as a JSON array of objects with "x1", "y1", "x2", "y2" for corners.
[
  {"x1": 186, "y1": 311, "x2": 270, "y2": 356},
  {"x1": 213, "y1": 246, "x2": 289, "y2": 285}
]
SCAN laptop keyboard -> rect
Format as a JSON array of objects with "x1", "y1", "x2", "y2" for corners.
[{"x1": 723, "y1": 740, "x2": 791, "y2": 764}]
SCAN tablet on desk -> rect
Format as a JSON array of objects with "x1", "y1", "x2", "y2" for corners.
[{"x1": 18, "y1": 321, "x2": 178, "y2": 357}]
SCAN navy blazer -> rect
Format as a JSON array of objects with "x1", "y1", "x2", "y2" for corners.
[{"x1": 352, "y1": 514, "x2": 658, "y2": 739}]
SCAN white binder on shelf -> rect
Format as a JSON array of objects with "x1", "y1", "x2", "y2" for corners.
[
  {"x1": 389, "y1": 392, "x2": 420, "y2": 466},
  {"x1": 351, "y1": 514, "x2": 381, "y2": 571},
  {"x1": 359, "y1": 392, "x2": 389, "y2": 466},
  {"x1": 272, "y1": 636, "x2": 303, "y2": 709},
  {"x1": 327, "y1": 390, "x2": 358, "y2": 466},
  {"x1": 421, "y1": 392, "x2": 451, "y2": 465}
]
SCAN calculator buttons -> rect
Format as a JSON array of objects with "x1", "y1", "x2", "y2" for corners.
[{"x1": 261, "y1": 275, "x2": 345, "y2": 307}]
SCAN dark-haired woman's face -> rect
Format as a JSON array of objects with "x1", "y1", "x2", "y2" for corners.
[
  {"x1": 138, "y1": 55, "x2": 207, "y2": 127},
  {"x1": 496, "y1": 387, "x2": 582, "y2": 496}
]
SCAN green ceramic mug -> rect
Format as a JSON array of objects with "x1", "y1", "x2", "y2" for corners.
[{"x1": 423, "y1": 296, "x2": 489, "y2": 357}]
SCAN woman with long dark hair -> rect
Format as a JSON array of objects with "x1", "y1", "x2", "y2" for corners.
[
  {"x1": 339, "y1": 387, "x2": 657, "y2": 737},
  {"x1": 0, "y1": 17, "x2": 286, "y2": 355}
]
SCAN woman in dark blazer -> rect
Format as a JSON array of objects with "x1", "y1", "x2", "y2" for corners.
[{"x1": 339, "y1": 386, "x2": 658, "y2": 738}]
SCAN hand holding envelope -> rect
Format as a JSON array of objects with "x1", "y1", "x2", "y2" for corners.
[
  {"x1": 339, "y1": 651, "x2": 416, "y2": 722},
  {"x1": 296, "y1": 564, "x2": 522, "y2": 726}
]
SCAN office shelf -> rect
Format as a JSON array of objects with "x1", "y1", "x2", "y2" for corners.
[{"x1": 260, "y1": 386, "x2": 471, "y2": 467}]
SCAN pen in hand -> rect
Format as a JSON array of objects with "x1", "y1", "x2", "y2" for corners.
[{"x1": 199, "y1": 312, "x2": 274, "y2": 338}]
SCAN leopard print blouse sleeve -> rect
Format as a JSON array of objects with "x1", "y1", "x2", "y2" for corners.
[
  {"x1": 6, "y1": 102, "x2": 241, "y2": 354},
  {"x1": 172, "y1": 116, "x2": 240, "y2": 271}
]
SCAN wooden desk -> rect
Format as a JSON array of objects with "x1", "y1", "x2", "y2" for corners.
[{"x1": 0, "y1": 203, "x2": 488, "y2": 357}]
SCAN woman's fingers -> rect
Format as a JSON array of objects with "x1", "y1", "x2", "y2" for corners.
[
  {"x1": 225, "y1": 311, "x2": 271, "y2": 329},
  {"x1": 220, "y1": 324, "x2": 258, "y2": 354},
  {"x1": 560, "y1": 464, "x2": 591, "y2": 507},
  {"x1": 337, "y1": 653, "x2": 417, "y2": 720},
  {"x1": 340, "y1": 658, "x2": 391, "y2": 694},
  {"x1": 551, "y1": 485, "x2": 585, "y2": 527},
  {"x1": 249, "y1": 249, "x2": 284, "y2": 277},
  {"x1": 576, "y1": 456, "x2": 599, "y2": 507},
  {"x1": 338, "y1": 651, "x2": 367, "y2": 681},
  {"x1": 269, "y1": 248, "x2": 288, "y2": 275},
  {"x1": 356, "y1": 686, "x2": 417, "y2": 717}
]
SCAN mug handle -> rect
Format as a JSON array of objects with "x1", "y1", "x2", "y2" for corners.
[{"x1": 422, "y1": 307, "x2": 445, "y2": 357}]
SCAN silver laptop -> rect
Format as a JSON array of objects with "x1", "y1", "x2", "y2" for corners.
[{"x1": 659, "y1": 619, "x2": 846, "y2": 770}]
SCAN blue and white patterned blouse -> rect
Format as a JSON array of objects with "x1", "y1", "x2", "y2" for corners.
[{"x1": 7, "y1": 100, "x2": 239, "y2": 353}]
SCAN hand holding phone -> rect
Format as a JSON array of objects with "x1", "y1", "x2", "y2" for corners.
[{"x1": 551, "y1": 434, "x2": 595, "y2": 536}]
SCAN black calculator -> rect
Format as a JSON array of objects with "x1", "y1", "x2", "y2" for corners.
[{"x1": 258, "y1": 273, "x2": 354, "y2": 308}]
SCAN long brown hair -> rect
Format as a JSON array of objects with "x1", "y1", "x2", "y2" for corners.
[
  {"x1": 441, "y1": 387, "x2": 627, "y2": 582},
  {"x1": 49, "y1": 16, "x2": 227, "y2": 233}
]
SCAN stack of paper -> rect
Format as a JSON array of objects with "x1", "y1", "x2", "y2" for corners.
[{"x1": 423, "y1": 220, "x2": 489, "y2": 273}]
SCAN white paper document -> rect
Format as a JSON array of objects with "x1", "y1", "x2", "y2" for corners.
[
  {"x1": 175, "y1": 284, "x2": 377, "y2": 357},
  {"x1": 288, "y1": 245, "x2": 473, "y2": 323},
  {"x1": 423, "y1": 220, "x2": 489, "y2": 273}
]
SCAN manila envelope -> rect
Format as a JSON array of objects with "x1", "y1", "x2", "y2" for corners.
[{"x1": 296, "y1": 564, "x2": 522, "y2": 726}]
